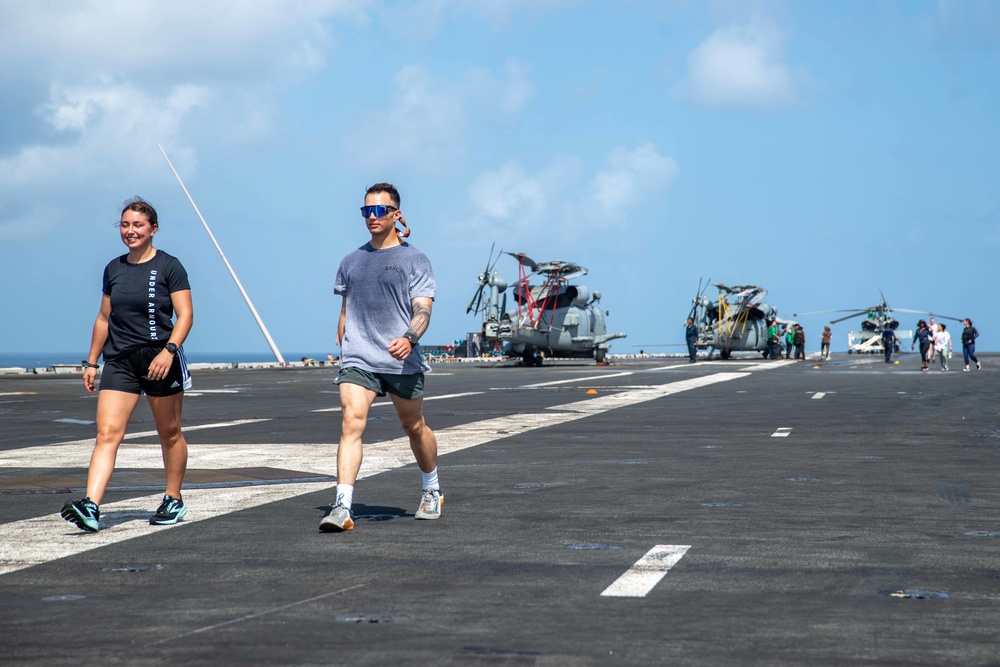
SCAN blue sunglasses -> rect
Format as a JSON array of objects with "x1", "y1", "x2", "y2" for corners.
[{"x1": 360, "y1": 205, "x2": 397, "y2": 218}]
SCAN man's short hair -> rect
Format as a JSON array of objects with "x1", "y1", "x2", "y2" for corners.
[{"x1": 366, "y1": 182, "x2": 400, "y2": 208}]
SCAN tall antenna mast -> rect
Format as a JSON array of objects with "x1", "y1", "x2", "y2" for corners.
[{"x1": 157, "y1": 143, "x2": 286, "y2": 365}]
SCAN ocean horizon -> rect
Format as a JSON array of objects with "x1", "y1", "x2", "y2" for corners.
[{"x1": 0, "y1": 351, "x2": 330, "y2": 370}]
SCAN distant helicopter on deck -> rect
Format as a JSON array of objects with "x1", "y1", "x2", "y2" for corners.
[
  {"x1": 689, "y1": 280, "x2": 797, "y2": 359},
  {"x1": 467, "y1": 246, "x2": 626, "y2": 365},
  {"x1": 794, "y1": 293, "x2": 962, "y2": 354}
]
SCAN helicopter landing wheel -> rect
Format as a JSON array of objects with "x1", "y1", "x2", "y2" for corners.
[
  {"x1": 595, "y1": 348, "x2": 606, "y2": 364},
  {"x1": 720, "y1": 350, "x2": 731, "y2": 360}
]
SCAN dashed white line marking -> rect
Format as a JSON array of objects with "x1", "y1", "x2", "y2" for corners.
[
  {"x1": 812, "y1": 392, "x2": 826, "y2": 400},
  {"x1": 53, "y1": 419, "x2": 95, "y2": 425},
  {"x1": 771, "y1": 427, "x2": 793, "y2": 438},
  {"x1": 601, "y1": 545, "x2": 691, "y2": 598}
]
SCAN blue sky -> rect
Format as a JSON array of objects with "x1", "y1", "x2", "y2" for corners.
[{"x1": 1, "y1": 0, "x2": 997, "y2": 358}]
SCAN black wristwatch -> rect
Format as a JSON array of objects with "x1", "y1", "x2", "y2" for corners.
[
  {"x1": 403, "y1": 332, "x2": 419, "y2": 346},
  {"x1": 165, "y1": 342, "x2": 179, "y2": 356},
  {"x1": 81, "y1": 361, "x2": 100, "y2": 369}
]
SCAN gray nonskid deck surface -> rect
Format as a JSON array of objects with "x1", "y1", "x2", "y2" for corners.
[{"x1": 1, "y1": 354, "x2": 998, "y2": 666}]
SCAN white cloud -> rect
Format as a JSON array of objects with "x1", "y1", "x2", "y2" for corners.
[
  {"x1": 346, "y1": 60, "x2": 534, "y2": 173},
  {"x1": 468, "y1": 157, "x2": 580, "y2": 229},
  {"x1": 581, "y1": 144, "x2": 679, "y2": 226},
  {"x1": 377, "y1": 0, "x2": 577, "y2": 40},
  {"x1": 344, "y1": 65, "x2": 466, "y2": 173},
  {"x1": 684, "y1": 21, "x2": 805, "y2": 110},
  {"x1": 466, "y1": 143, "x2": 677, "y2": 239},
  {"x1": 0, "y1": 1, "x2": 360, "y2": 235},
  {"x1": 0, "y1": 1, "x2": 360, "y2": 84},
  {"x1": 466, "y1": 60, "x2": 535, "y2": 116}
]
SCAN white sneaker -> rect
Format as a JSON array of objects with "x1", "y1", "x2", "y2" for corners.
[
  {"x1": 415, "y1": 488, "x2": 443, "y2": 520},
  {"x1": 319, "y1": 502, "x2": 354, "y2": 532}
]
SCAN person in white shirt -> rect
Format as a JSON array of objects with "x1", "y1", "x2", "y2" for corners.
[{"x1": 933, "y1": 323, "x2": 952, "y2": 371}]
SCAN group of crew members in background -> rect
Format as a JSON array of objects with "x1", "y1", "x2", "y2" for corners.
[
  {"x1": 906, "y1": 317, "x2": 981, "y2": 371},
  {"x1": 763, "y1": 321, "x2": 808, "y2": 361},
  {"x1": 759, "y1": 317, "x2": 981, "y2": 370}
]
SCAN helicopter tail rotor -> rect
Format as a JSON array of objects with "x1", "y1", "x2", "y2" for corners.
[
  {"x1": 689, "y1": 277, "x2": 710, "y2": 321},
  {"x1": 467, "y1": 243, "x2": 498, "y2": 315}
]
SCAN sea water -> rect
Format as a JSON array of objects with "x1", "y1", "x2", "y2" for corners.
[{"x1": 0, "y1": 351, "x2": 330, "y2": 370}]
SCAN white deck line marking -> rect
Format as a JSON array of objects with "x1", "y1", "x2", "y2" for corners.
[
  {"x1": 601, "y1": 545, "x2": 691, "y2": 598},
  {"x1": 53, "y1": 418, "x2": 95, "y2": 425},
  {"x1": 521, "y1": 372, "x2": 633, "y2": 388},
  {"x1": 118, "y1": 419, "x2": 269, "y2": 443},
  {"x1": 771, "y1": 427, "x2": 793, "y2": 438},
  {"x1": 812, "y1": 392, "x2": 826, "y2": 400},
  {"x1": 741, "y1": 360, "x2": 798, "y2": 371},
  {"x1": 311, "y1": 391, "x2": 484, "y2": 413},
  {"x1": 0, "y1": 373, "x2": 746, "y2": 576}
]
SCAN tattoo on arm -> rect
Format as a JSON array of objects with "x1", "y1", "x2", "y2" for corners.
[{"x1": 405, "y1": 299, "x2": 432, "y2": 340}]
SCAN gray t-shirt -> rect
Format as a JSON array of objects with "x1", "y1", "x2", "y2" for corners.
[{"x1": 335, "y1": 242, "x2": 436, "y2": 374}]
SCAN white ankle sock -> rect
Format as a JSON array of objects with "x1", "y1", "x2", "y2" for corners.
[
  {"x1": 335, "y1": 484, "x2": 354, "y2": 510},
  {"x1": 421, "y1": 468, "x2": 439, "y2": 491}
]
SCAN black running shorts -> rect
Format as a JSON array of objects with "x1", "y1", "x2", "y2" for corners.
[{"x1": 99, "y1": 346, "x2": 191, "y2": 396}]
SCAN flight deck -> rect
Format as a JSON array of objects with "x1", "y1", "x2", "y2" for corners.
[{"x1": 1, "y1": 354, "x2": 998, "y2": 666}]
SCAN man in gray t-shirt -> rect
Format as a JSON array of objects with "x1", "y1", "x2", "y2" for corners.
[{"x1": 320, "y1": 183, "x2": 443, "y2": 533}]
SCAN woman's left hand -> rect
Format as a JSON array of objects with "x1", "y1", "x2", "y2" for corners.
[{"x1": 147, "y1": 349, "x2": 174, "y2": 380}]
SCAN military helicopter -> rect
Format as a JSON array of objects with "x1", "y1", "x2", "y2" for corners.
[
  {"x1": 794, "y1": 294, "x2": 961, "y2": 354},
  {"x1": 689, "y1": 280, "x2": 797, "y2": 359},
  {"x1": 466, "y1": 246, "x2": 626, "y2": 365}
]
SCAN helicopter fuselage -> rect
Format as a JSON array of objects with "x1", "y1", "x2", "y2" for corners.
[
  {"x1": 472, "y1": 255, "x2": 626, "y2": 364},
  {"x1": 691, "y1": 285, "x2": 796, "y2": 359}
]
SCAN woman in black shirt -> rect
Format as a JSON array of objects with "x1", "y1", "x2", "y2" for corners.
[
  {"x1": 61, "y1": 198, "x2": 193, "y2": 532},
  {"x1": 961, "y1": 319, "x2": 980, "y2": 371},
  {"x1": 911, "y1": 320, "x2": 932, "y2": 371}
]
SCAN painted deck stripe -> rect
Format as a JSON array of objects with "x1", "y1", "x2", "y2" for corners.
[
  {"x1": 771, "y1": 427, "x2": 793, "y2": 438},
  {"x1": 521, "y1": 372, "x2": 633, "y2": 388},
  {"x1": 311, "y1": 391, "x2": 484, "y2": 413},
  {"x1": 742, "y1": 360, "x2": 798, "y2": 371},
  {"x1": 601, "y1": 544, "x2": 691, "y2": 598},
  {"x1": 812, "y1": 392, "x2": 826, "y2": 400},
  {"x1": 0, "y1": 373, "x2": 746, "y2": 577}
]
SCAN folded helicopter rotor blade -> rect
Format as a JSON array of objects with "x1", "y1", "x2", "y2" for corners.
[
  {"x1": 791, "y1": 309, "x2": 858, "y2": 317},
  {"x1": 466, "y1": 283, "x2": 485, "y2": 314},
  {"x1": 890, "y1": 308, "x2": 963, "y2": 322},
  {"x1": 506, "y1": 252, "x2": 538, "y2": 271},
  {"x1": 688, "y1": 279, "x2": 702, "y2": 319},
  {"x1": 487, "y1": 241, "x2": 501, "y2": 273},
  {"x1": 473, "y1": 287, "x2": 484, "y2": 315},
  {"x1": 829, "y1": 310, "x2": 869, "y2": 324}
]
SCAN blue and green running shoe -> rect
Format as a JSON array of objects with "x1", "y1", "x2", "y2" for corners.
[
  {"x1": 149, "y1": 495, "x2": 187, "y2": 525},
  {"x1": 61, "y1": 497, "x2": 100, "y2": 532}
]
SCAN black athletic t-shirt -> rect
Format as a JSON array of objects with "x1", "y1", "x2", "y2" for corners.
[{"x1": 101, "y1": 251, "x2": 190, "y2": 361}]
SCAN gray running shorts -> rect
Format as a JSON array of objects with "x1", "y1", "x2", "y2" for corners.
[{"x1": 335, "y1": 367, "x2": 424, "y2": 399}]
